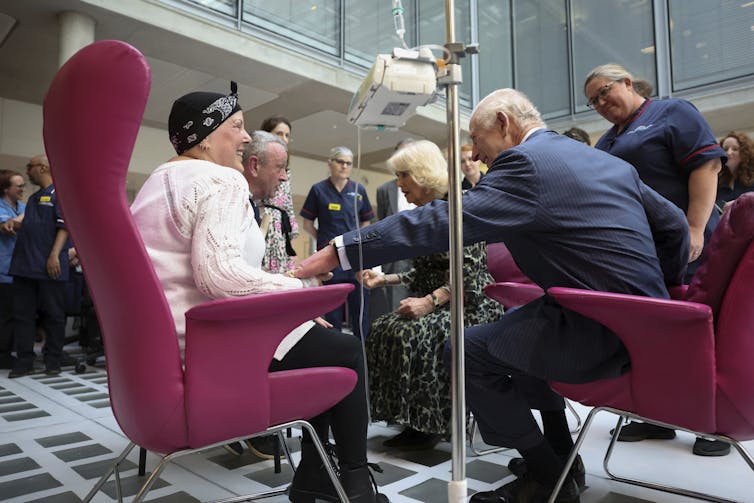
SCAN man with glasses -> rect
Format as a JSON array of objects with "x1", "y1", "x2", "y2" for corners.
[{"x1": 6, "y1": 155, "x2": 71, "y2": 378}]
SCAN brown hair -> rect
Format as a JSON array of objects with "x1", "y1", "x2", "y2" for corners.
[
  {"x1": 720, "y1": 131, "x2": 754, "y2": 188},
  {"x1": 0, "y1": 169, "x2": 22, "y2": 197}
]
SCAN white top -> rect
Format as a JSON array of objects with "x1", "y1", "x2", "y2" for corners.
[{"x1": 131, "y1": 159, "x2": 314, "y2": 360}]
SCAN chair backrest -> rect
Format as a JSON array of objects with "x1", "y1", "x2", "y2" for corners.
[
  {"x1": 486, "y1": 242, "x2": 532, "y2": 284},
  {"x1": 687, "y1": 193, "x2": 754, "y2": 437},
  {"x1": 43, "y1": 41, "x2": 188, "y2": 451}
]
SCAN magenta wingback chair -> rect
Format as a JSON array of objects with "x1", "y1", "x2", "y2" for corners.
[
  {"x1": 43, "y1": 40, "x2": 356, "y2": 502},
  {"x1": 487, "y1": 195, "x2": 754, "y2": 502}
]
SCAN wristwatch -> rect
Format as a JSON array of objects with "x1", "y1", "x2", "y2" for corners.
[{"x1": 429, "y1": 292, "x2": 441, "y2": 308}]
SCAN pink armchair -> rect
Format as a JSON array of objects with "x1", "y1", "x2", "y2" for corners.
[
  {"x1": 43, "y1": 40, "x2": 357, "y2": 502},
  {"x1": 485, "y1": 195, "x2": 754, "y2": 502}
]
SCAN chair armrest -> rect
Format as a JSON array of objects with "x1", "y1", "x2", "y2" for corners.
[
  {"x1": 667, "y1": 284, "x2": 688, "y2": 300},
  {"x1": 182, "y1": 283, "x2": 353, "y2": 446},
  {"x1": 484, "y1": 282, "x2": 544, "y2": 308},
  {"x1": 547, "y1": 286, "x2": 716, "y2": 423}
]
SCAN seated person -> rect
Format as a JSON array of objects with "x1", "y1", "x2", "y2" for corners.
[
  {"x1": 359, "y1": 141, "x2": 504, "y2": 450},
  {"x1": 130, "y1": 84, "x2": 388, "y2": 503}
]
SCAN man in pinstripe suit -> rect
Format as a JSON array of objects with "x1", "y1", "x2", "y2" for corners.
[{"x1": 295, "y1": 89, "x2": 689, "y2": 502}]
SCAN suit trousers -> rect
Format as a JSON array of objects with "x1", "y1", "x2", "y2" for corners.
[
  {"x1": 11, "y1": 276, "x2": 67, "y2": 371},
  {"x1": 446, "y1": 295, "x2": 628, "y2": 450}
]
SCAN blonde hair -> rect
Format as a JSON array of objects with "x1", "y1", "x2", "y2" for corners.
[
  {"x1": 472, "y1": 89, "x2": 545, "y2": 131},
  {"x1": 584, "y1": 63, "x2": 633, "y2": 95},
  {"x1": 387, "y1": 140, "x2": 448, "y2": 200}
]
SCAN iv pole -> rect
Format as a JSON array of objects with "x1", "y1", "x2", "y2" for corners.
[{"x1": 442, "y1": 1, "x2": 468, "y2": 501}]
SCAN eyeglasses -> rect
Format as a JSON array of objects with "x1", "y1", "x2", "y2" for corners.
[
  {"x1": 26, "y1": 162, "x2": 45, "y2": 170},
  {"x1": 586, "y1": 81, "x2": 617, "y2": 109},
  {"x1": 12, "y1": 183, "x2": 25, "y2": 189},
  {"x1": 332, "y1": 159, "x2": 353, "y2": 167}
]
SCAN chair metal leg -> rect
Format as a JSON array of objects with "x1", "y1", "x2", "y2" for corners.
[
  {"x1": 278, "y1": 430, "x2": 296, "y2": 472},
  {"x1": 549, "y1": 406, "x2": 754, "y2": 503},
  {"x1": 565, "y1": 399, "x2": 583, "y2": 434},
  {"x1": 82, "y1": 441, "x2": 137, "y2": 502},
  {"x1": 299, "y1": 421, "x2": 349, "y2": 503}
]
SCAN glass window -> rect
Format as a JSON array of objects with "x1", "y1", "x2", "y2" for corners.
[
  {"x1": 187, "y1": 0, "x2": 237, "y2": 17},
  {"x1": 243, "y1": 0, "x2": 339, "y2": 55},
  {"x1": 345, "y1": 2, "x2": 417, "y2": 67},
  {"x1": 477, "y1": 0, "x2": 513, "y2": 100},
  {"x1": 418, "y1": 0, "x2": 473, "y2": 103},
  {"x1": 513, "y1": 0, "x2": 570, "y2": 118},
  {"x1": 669, "y1": 0, "x2": 754, "y2": 91},
  {"x1": 571, "y1": 0, "x2": 656, "y2": 109}
]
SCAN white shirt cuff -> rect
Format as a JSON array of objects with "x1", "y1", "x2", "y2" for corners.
[{"x1": 333, "y1": 235, "x2": 352, "y2": 270}]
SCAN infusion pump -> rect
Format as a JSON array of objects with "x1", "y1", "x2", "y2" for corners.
[{"x1": 347, "y1": 47, "x2": 438, "y2": 129}]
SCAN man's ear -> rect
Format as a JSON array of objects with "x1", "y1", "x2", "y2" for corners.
[
  {"x1": 246, "y1": 156, "x2": 259, "y2": 177},
  {"x1": 495, "y1": 111, "x2": 509, "y2": 137}
]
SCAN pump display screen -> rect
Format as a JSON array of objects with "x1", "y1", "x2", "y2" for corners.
[{"x1": 381, "y1": 102, "x2": 411, "y2": 116}]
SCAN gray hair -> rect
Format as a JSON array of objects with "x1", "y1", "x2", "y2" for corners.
[
  {"x1": 243, "y1": 130, "x2": 287, "y2": 166},
  {"x1": 472, "y1": 88, "x2": 545, "y2": 131},
  {"x1": 584, "y1": 63, "x2": 633, "y2": 95},
  {"x1": 329, "y1": 146, "x2": 353, "y2": 160}
]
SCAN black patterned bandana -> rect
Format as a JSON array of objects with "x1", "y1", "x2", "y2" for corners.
[{"x1": 168, "y1": 81, "x2": 242, "y2": 155}]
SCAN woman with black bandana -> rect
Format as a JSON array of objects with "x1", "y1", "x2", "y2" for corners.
[{"x1": 130, "y1": 84, "x2": 389, "y2": 503}]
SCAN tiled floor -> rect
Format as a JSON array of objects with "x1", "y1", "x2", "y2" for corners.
[{"x1": 1, "y1": 350, "x2": 753, "y2": 502}]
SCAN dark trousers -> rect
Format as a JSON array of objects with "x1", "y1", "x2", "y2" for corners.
[
  {"x1": 270, "y1": 324, "x2": 368, "y2": 467},
  {"x1": 445, "y1": 296, "x2": 627, "y2": 450},
  {"x1": 324, "y1": 268, "x2": 370, "y2": 340},
  {"x1": 11, "y1": 276, "x2": 67, "y2": 371},
  {"x1": 0, "y1": 283, "x2": 14, "y2": 366}
]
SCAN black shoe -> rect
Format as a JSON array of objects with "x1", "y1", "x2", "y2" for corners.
[
  {"x1": 693, "y1": 438, "x2": 730, "y2": 457},
  {"x1": 223, "y1": 442, "x2": 244, "y2": 456},
  {"x1": 45, "y1": 366, "x2": 62, "y2": 376},
  {"x1": 339, "y1": 464, "x2": 390, "y2": 503},
  {"x1": 470, "y1": 473, "x2": 580, "y2": 503},
  {"x1": 246, "y1": 435, "x2": 279, "y2": 460},
  {"x1": 383, "y1": 428, "x2": 441, "y2": 451},
  {"x1": 610, "y1": 422, "x2": 676, "y2": 442},
  {"x1": 289, "y1": 442, "x2": 338, "y2": 503},
  {"x1": 508, "y1": 455, "x2": 586, "y2": 492},
  {"x1": 8, "y1": 367, "x2": 35, "y2": 378},
  {"x1": 0, "y1": 353, "x2": 16, "y2": 370}
]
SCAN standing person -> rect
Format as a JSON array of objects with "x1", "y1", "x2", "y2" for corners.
[
  {"x1": 259, "y1": 115, "x2": 298, "y2": 273},
  {"x1": 0, "y1": 169, "x2": 26, "y2": 369},
  {"x1": 300, "y1": 147, "x2": 374, "y2": 340},
  {"x1": 716, "y1": 131, "x2": 754, "y2": 210},
  {"x1": 584, "y1": 63, "x2": 727, "y2": 456},
  {"x1": 131, "y1": 85, "x2": 388, "y2": 503},
  {"x1": 461, "y1": 143, "x2": 485, "y2": 189},
  {"x1": 360, "y1": 140, "x2": 504, "y2": 450},
  {"x1": 371, "y1": 138, "x2": 416, "y2": 317},
  {"x1": 294, "y1": 88, "x2": 689, "y2": 503},
  {"x1": 7, "y1": 155, "x2": 70, "y2": 377}
]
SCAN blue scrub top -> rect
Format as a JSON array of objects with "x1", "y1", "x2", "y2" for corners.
[
  {"x1": 300, "y1": 178, "x2": 374, "y2": 250},
  {"x1": 0, "y1": 198, "x2": 25, "y2": 283},
  {"x1": 9, "y1": 184, "x2": 69, "y2": 282},
  {"x1": 595, "y1": 98, "x2": 725, "y2": 238}
]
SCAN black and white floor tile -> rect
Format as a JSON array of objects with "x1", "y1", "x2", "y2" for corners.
[{"x1": 1, "y1": 350, "x2": 753, "y2": 502}]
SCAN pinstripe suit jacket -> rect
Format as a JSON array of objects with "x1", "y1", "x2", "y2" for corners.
[{"x1": 339, "y1": 130, "x2": 689, "y2": 380}]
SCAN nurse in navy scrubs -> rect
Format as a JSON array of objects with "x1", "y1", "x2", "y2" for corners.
[
  {"x1": 300, "y1": 147, "x2": 374, "y2": 340},
  {"x1": 584, "y1": 63, "x2": 729, "y2": 457}
]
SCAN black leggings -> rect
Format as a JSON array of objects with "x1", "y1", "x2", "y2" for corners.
[{"x1": 269, "y1": 324, "x2": 368, "y2": 467}]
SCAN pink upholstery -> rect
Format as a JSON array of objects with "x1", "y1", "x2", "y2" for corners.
[
  {"x1": 43, "y1": 40, "x2": 357, "y2": 453},
  {"x1": 485, "y1": 243, "x2": 544, "y2": 306},
  {"x1": 484, "y1": 203, "x2": 754, "y2": 440}
]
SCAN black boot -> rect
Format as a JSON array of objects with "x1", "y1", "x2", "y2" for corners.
[
  {"x1": 339, "y1": 464, "x2": 390, "y2": 503},
  {"x1": 288, "y1": 442, "x2": 338, "y2": 503}
]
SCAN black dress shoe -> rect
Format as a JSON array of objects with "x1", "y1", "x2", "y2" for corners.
[
  {"x1": 8, "y1": 367, "x2": 35, "y2": 378},
  {"x1": 693, "y1": 438, "x2": 730, "y2": 457},
  {"x1": 223, "y1": 442, "x2": 244, "y2": 456},
  {"x1": 383, "y1": 428, "x2": 442, "y2": 450},
  {"x1": 470, "y1": 473, "x2": 580, "y2": 503},
  {"x1": 246, "y1": 435, "x2": 279, "y2": 459},
  {"x1": 610, "y1": 422, "x2": 676, "y2": 441},
  {"x1": 507, "y1": 455, "x2": 586, "y2": 491}
]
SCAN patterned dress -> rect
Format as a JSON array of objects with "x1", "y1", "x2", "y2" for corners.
[
  {"x1": 366, "y1": 242, "x2": 504, "y2": 436},
  {"x1": 262, "y1": 174, "x2": 298, "y2": 273}
]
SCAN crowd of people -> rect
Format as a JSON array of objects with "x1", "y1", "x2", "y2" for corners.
[{"x1": 2, "y1": 60, "x2": 753, "y2": 503}]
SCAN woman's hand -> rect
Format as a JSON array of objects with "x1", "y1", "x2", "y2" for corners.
[
  {"x1": 46, "y1": 254, "x2": 61, "y2": 279},
  {"x1": 356, "y1": 270, "x2": 383, "y2": 290},
  {"x1": 397, "y1": 296, "x2": 434, "y2": 319}
]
